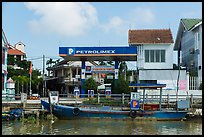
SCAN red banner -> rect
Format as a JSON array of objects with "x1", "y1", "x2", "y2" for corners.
[{"x1": 29, "y1": 62, "x2": 32, "y2": 75}]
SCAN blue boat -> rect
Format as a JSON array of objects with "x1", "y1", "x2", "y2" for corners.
[
  {"x1": 41, "y1": 83, "x2": 188, "y2": 121},
  {"x1": 41, "y1": 100, "x2": 188, "y2": 121}
]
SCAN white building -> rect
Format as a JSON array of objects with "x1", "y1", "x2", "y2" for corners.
[
  {"x1": 129, "y1": 29, "x2": 187, "y2": 90},
  {"x1": 2, "y1": 29, "x2": 8, "y2": 97}
]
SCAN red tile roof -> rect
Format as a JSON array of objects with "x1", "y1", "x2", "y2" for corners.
[
  {"x1": 8, "y1": 48, "x2": 25, "y2": 55},
  {"x1": 128, "y1": 29, "x2": 174, "y2": 44}
]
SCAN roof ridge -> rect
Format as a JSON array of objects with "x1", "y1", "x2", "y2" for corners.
[{"x1": 129, "y1": 28, "x2": 171, "y2": 31}]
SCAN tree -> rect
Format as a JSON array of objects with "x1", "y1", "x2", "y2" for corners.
[
  {"x1": 119, "y1": 61, "x2": 127, "y2": 79},
  {"x1": 83, "y1": 77, "x2": 98, "y2": 93},
  {"x1": 107, "y1": 61, "x2": 114, "y2": 66},
  {"x1": 99, "y1": 61, "x2": 107, "y2": 66},
  {"x1": 112, "y1": 76, "x2": 130, "y2": 94}
]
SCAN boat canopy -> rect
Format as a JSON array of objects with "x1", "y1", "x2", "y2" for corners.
[{"x1": 129, "y1": 83, "x2": 166, "y2": 88}]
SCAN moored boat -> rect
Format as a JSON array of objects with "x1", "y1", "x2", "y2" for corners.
[{"x1": 41, "y1": 100, "x2": 188, "y2": 121}]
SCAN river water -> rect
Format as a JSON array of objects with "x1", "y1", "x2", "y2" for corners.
[{"x1": 2, "y1": 119, "x2": 202, "y2": 135}]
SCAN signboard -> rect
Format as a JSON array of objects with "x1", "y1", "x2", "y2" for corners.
[
  {"x1": 131, "y1": 92, "x2": 140, "y2": 100},
  {"x1": 59, "y1": 47, "x2": 137, "y2": 56},
  {"x1": 92, "y1": 66, "x2": 115, "y2": 73},
  {"x1": 179, "y1": 80, "x2": 187, "y2": 90},
  {"x1": 130, "y1": 100, "x2": 140, "y2": 110},
  {"x1": 88, "y1": 90, "x2": 94, "y2": 98},
  {"x1": 105, "y1": 90, "x2": 111, "y2": 98},
  {"x1": 130, "y1": 92, "x2": 140, "y2": 110},
  {"x1": 74, "y1": 87, "x2": 80, "y2": 98},
  {"x1": 107, "y1": 75, "x2": 113, "y2": 79},
  {"x1": 85, "y1": 66, "x2": 92, "y2": 73}
]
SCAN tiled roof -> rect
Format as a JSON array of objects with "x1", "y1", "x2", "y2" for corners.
[
  {"x1": 181, "y1": 18, "x2": 202, "y2": 31},
  {"x1": 128, "y1": 29, "x2": 174, "y2": 44},
  {"x1": 8, "y1": 48, "x2": 25, "y2": 55}
]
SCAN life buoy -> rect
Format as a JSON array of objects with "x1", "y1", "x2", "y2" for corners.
[
  {"x1": 129, "y1": 110, "x2": 137, "y2": 118},
  {"x1": 72, "y1": 108, "x2": 80, "y2": 116}
]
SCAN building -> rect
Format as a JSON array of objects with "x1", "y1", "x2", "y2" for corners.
[
  {"x1": 2, "y1": 29, "x2": 9, "y2": 95},
  {"x1": 7, "y1": 41, "x2": 26, "y2": 69},
  {"x1": 46, "y1": 60, "x2": 103, "y2": 95},
  {"x1": 129, "y1": 29, "x2": 187, "y2": 90},
  {"x1": 174, "y1": 18, "x2": 202, "y2": 87}
]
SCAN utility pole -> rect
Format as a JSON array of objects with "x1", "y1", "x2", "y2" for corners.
[
  {"x1": 43, "y1": 55, "x2": 45, "y2": 97},
  {"x1": 124, "y1": 62, "x2": 126, "y2": 81}
]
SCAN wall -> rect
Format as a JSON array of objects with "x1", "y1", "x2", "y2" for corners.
[
  {"x1": 139, "y1": 69, "x2": 187, "y2": 90},
  {"x1": 137, "y1": 44, "x2": 173, "y2": 69}
]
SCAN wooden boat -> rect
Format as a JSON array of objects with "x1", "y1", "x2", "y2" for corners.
[{"x1": 41, "y1": 100, "x2": 188, "y2": 121}]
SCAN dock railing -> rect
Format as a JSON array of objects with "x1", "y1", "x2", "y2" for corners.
[{"x1": 2, "y1": 91, "x2": 202, "y2": 109}]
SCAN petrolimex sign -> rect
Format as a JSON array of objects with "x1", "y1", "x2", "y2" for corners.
[
  {"x1": 59, "y1": 47, "x2": 137, "y2": 56},
  {"x1": 68, "y1": 48, "x2": 115, "y2": 56}
]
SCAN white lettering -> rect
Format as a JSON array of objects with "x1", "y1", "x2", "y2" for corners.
[{"x1": 75, "y1": 50, "x2": 116, "y2": 54}]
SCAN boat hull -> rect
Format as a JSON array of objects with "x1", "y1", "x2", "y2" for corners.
[{"x1": 41, "y1": 100, "x2": 188, "y2": 121}]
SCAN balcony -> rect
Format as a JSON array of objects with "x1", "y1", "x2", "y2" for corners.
[{"x1": 58, "y1": 77, "x2": 81, "y2": 85}]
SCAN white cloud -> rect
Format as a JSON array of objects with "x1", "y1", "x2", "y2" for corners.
[
  {"x1": 100, "y1": 7, "x2": 156, "y2": 34},
  {"x1": 128, "y1": 7, "x2": 156, "y2": 28},
  {"x1": 24, "y1": 2, "x2": 98, "y2": 37},
  {"x1": 100, "y1": 16, "x2": 126, "y2": 34}
]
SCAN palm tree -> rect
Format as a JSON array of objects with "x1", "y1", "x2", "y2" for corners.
[
  {"x1": 46, "y1": 58, "x2": 53, "y2": 67},
  {"x1": 119, "y1": 61, "x2": 127, "y2": 80},
  {"x1": 99, "y1": 61, "x2": 107, "y2": 66},
  {"x1": 107, "y1": 61, "x2": 114, "y2": 66}
]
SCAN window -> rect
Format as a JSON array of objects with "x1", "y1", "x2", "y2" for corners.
[
  {"x1": 145, "y1": 50, "x2": 165, "y2": 63},
  {"x1": 155, "y1": 50, "x2": 160, "y2": 62},
  {"x1": 145, "y1": 50, "x2": 149, "y2": 62},
  {"x1": 161, "y1": 50, "x2": 165, "y2": 62},
  {"x1": 150, "y1": 50, "x2": 154, "y2": 62}
]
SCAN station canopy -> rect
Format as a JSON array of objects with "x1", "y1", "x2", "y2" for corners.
[{"x1": 59, "y1": 46, "x2": 137, "y2": 61}]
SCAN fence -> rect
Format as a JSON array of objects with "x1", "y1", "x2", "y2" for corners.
[
  {"x1": 2, "y1": 91, "x2": 202, "y2": 109},
  {"x1": 189, "y1": 76, "x2": 199, "y2": 90}
]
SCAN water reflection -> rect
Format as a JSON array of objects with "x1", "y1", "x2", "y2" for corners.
[{"x1": 2, "y1": 119, "x2": 202, "y2": 135}]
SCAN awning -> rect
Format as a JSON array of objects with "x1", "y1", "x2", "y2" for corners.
[{"x1": 129, "y1": 83, "x2": 166, "y2": 88}]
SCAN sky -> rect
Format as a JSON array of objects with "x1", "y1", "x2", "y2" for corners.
[{"x1": 2, "y1": 2, "x2": 202, "y2": 73}]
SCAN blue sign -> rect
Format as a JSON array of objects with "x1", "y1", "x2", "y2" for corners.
[
  {"x1": 88, "y1": 90, "x2": 94, "y2": 98},
  {"x1": 59, "y1": 47, "x2": 137, "y2": 56},
  {"x1": 105, "y1": 90, "x2": 111, "y2": 97},
  {"x1": 74, "y1": 90, "x2": 80, "y2": 97},
  {"x1": 85, "y1": 66, "x2": 92, "y2": 73},
  {"x1": 130, "y1": 100, "x2": 140, "y2": 110}
]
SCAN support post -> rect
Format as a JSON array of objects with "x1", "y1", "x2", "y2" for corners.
[
  {"x1": 122, "y1": 93, "x2": 124, "y2": 104},
  {"x1": 81, "y1": 60, "x2": 85, "y2": 98},
  {"x1": 167, "y1": 94, "x2": 169, "y2": 108},
  {"x1": 190, "y1": 94, "x2": 193, "y2": 108},
  {"x1": 159, "y1": 87, "x2": 162, "y2": 111},
  {"x1": 143, "y1": 88, "x2": 145, "y2": 110},
  {"x1": 115, "y1": 61, "x2": 119, "y2": 80},
  {"x1": 97, "y1": 93, "x2": 100, "y2": 104}
]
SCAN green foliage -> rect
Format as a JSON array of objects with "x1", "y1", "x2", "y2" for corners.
[
  {"x1": 107, "y1": 61, "x2": 114, "y2": 66},
  {"x1": 83, "y1": 77, "x2": 98, "y2": 93},
  {"x1": 99, "y1": 61, "x2": 107, "y2": 65},
  {"x1": 111, "y1": 76, "x2": 130, "y2": 94},
  {"x1": 7, "y1": 59, "x2": 43, "y2": 94}
]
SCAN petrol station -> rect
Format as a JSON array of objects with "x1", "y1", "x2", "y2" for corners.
[{"x1": 59, "y1": 46, "x2": 137, "y2": 96}]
